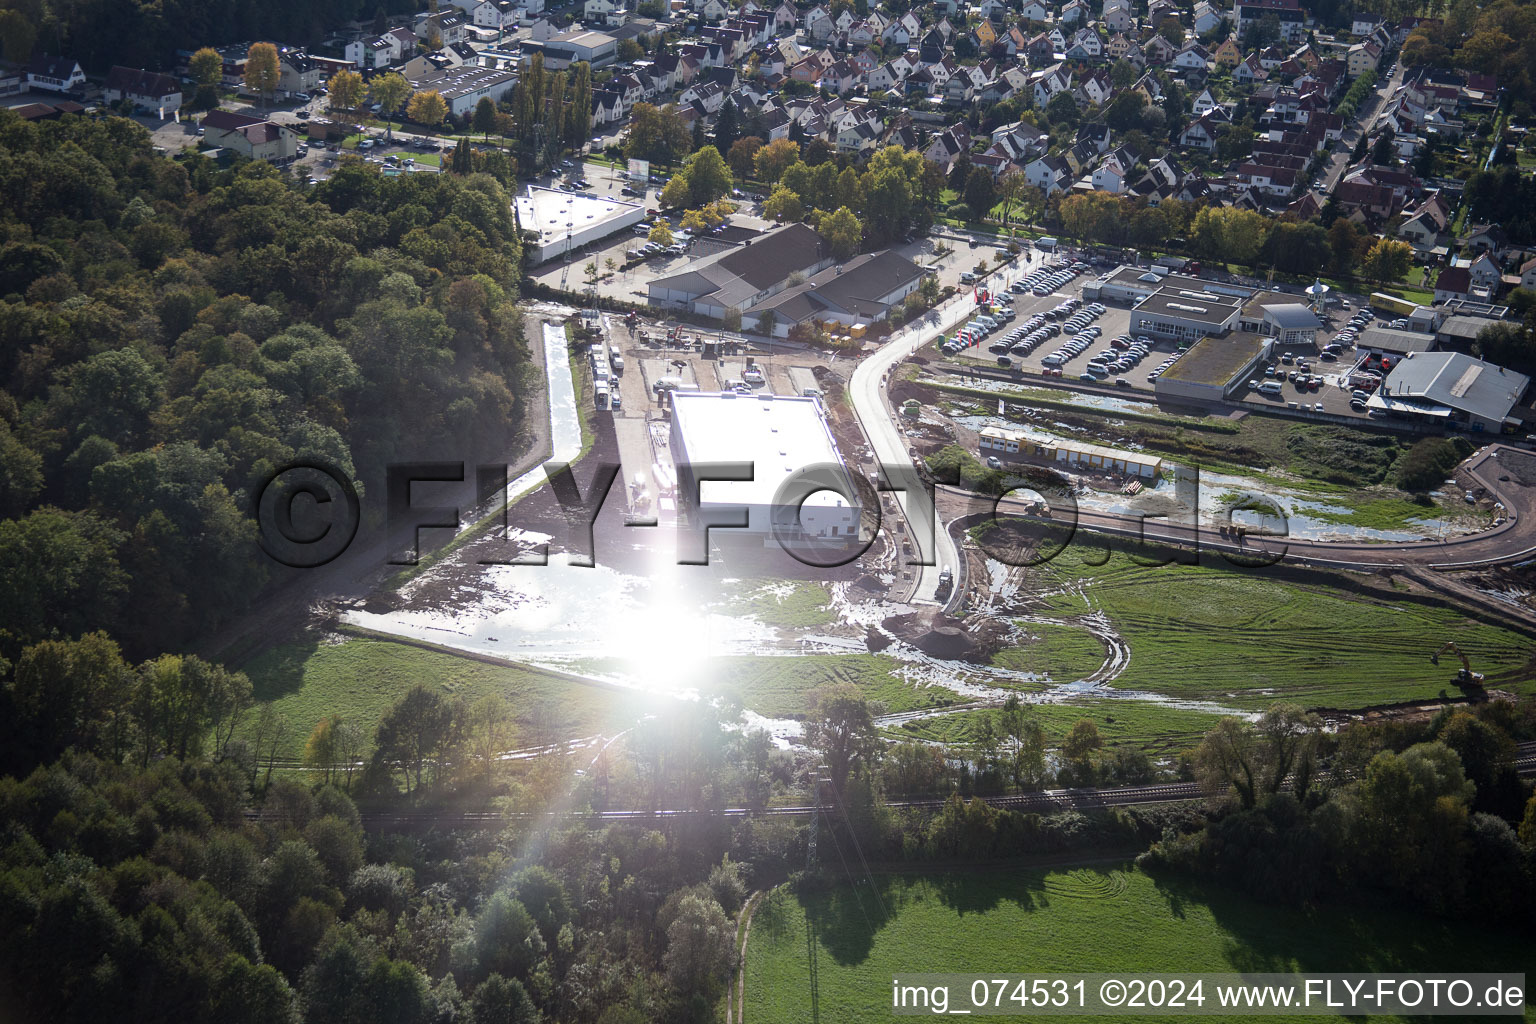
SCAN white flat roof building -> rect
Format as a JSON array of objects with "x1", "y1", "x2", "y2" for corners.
[
  {"x1": 668, "y1": 391, "x2": 859, "y2": 549},
  {"x1": 515, "y1": 186, "x2": 646, "y2": 264}
]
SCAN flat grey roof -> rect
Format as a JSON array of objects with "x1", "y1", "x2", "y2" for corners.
[
  {"x1": 1134, "y1": 288, "x2": 1242, "y2": 327},
  {"x1": 1359, "y1": 326, "x2": 1436, "y2": 354},
  {"x1": 1382, "y1": 351, "x2": 1530, "y2": 422},
  {"x1": 1262, "y1": 302, "x2": 1322, "y2": 329}
]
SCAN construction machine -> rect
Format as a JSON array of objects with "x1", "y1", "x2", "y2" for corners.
[{"x1": 1430, "y1": 642, "x2": 1487, "y2": 701}]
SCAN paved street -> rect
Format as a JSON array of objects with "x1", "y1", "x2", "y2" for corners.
[{"x1": 848, "y1": 245, "x2": 1049, "y2": 605}]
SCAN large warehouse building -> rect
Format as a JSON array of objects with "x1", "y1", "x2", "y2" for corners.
[
  {"x1": 668, "y1": 391, "x2": 860, "y2": 547},
  {"x1": 1369, "y1": 351, "x2": 1531, "y2": 433},
  {"x1": 515, "y1": 187, "x2": 646, "y2": 264},
  {"x1": 744, "y1": 250, "x2": 928, "y2": 337},
  {"x1": 649, "y1": 223, "x2": 835, "y2": 320}
]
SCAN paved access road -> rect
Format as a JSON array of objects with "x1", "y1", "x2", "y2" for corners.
[{"x1": 848, "y1": 244, "x2": 1052, "y2": 604}]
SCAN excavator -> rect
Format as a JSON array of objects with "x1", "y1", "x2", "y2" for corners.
[{"x1": 1430, "y1": 642, "x2": 1487, "y2": 701}]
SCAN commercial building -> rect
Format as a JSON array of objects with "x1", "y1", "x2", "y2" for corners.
[
  {"x1": 1130, "y1": 288, "x2": 1244, "y2": 343},
  {"x1": 404, "y1": 64, "x2": 519, "y2": 116},
  {"x1": 521, "y1": 29, "x2": 618, "y2": 69},
  {"x1": 1357, "y1": 326, "x2": 1437, "y2": 357},
  {"x1": 1153, "y1": 333, "x2": 1271, "y2": 403},
  {"x1": 977, "y1": 427, "x2": 1164, "y2": 479},
  {"x1": 1369, "y1": 351, "x2": 1530, "y2": 433},
  {"x1": 515, "y1": 186, "x2": 646, "y2": 264},
  {"x1": 1086, "y1": 265, "x2": 1254, "y2": 305},
  {"x1": 743, "y1": 250, "x2": 929, "y2": 337},
  {"x1": 668, "y1": 391, "x2": 860, "y2": 544},
  {"x1": 649, "y1": 223, "x2": 835, "y2": 321}
]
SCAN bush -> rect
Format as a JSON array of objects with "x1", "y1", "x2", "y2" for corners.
[{"x1": 1393, "y1": 436, "x2": 1473, "y2": 492}]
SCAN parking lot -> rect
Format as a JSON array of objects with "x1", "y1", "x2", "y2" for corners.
[{"x1": 934, "y1": 256, "x2": 1398, "y2": 426}]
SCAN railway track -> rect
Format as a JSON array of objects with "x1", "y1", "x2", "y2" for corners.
[{"x1": 244, "y1": 742, "x2": 1536, "y2": 831}]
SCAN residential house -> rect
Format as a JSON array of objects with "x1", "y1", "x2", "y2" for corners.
[
  {"x1": 1077, "y1": 69, "x2": 1112, "y2": 106},
  {"x1": 1433, "y1": 267, "x2": 1473, "y2": 303},
  {"x1": 1212, "y1": 36, "x2": 1242, "y2": 67},
  {"x1": 973, "y1": 19, "x2": 999, "y2": 51},
  {"x1": 1076, "y1": 122, "x2": 1111, "y2": 154},
  {"x1": 1030, "y1": 62, "x2": 1072, "y2": 107},
  {"x1": 1233, "y1": 53, "x2": 1267, "y2": 84},
  {"x1": 1020, "y1": 0, "x2": 1050, "y2": 21},
  {"x1": 1191, "y1": 87, "x2": 1219, "y2": 115},
  {"x1": 1347, "y1": 39, "x2": 1381, "y2": 78},
  {"x1": 103, "y1": 66, "x2": 182, "y2": 115},
  {"x1": 1236, "y1": 0, "x2": 1304, "y2": 43},
  {"x1": 1193, "y1": 1, "x2": 1224, "y2": 34},
  {"x1": 1142, "y1": 33, "x2": 1177, "y2": 64},
  {"x1": 1102, "y1": 0, "x2": 1134, "y2": 33},
  {"x1": 26, "y1": 55, "x2": 84, "y2": 93},
  {"x1": 1092, "y1": 145, "x2": 1139, "y2": 193},
  {"x1": 804, "y1": 5, "x2": 834, "y2": 40},
  {"x1": 1519, "y1": 256, "x2": 1536, "y2": 290},
  {"x1": 1467, "y1": 252, "x2": 1502, "y2": 292},
  {"x1": 202, "y1": 109, "x2": 298, "y2": 163},
  {"x1": 1060, "y1": 0, "x2": 1091, "y2": 25},
  {"x1": 1066, "y1": 27, "x2": 1103, "y2": 60},
  {"x1": 1172, "y1": 42, "x2": 1212, "y2": 72},
  {"x1": 1463, "y1": 224, "x2": 1514, "y2": 258},
  {"x1": 1396, "y1": 196, "x2": 1450, "y2": 250},
  {"x1": 1025, "y1": 152, "x2": 1073, "y2": 194}
]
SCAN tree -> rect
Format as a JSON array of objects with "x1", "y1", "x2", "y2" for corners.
[
  {"x1": 754, "y1": 138, "x2": 801, "y2": 183},
  {"x1": 663, "y1": 893, "x2": 735, "y2": 1001},
  {"x1": 328, "y1": 69, "x2": 363, "y2": 117},
  {"x1": 373, "y1": 684, "x2": 457, "y2": 793},
  {"x1": 714, "y1": 98, "x2": 740, "y2": 154},
  {"x1": 963, "y1": 166, "x2": 997, "y2": 222},
  {"x1": 819, "y1": 205, "x2": 862, "y2": 259},
  {"x1": 660, "y1": 174, "x2": 691, "y2": 209},
  {"x1": 407, "y1": 90, "x2": 449, "y2": 130},
  {"x1": 1359, "y1": 238, "x2": 1412, "y2": 285},
  {"x1": 648, "y1": 222, "x2": 675, "y2": 246},
  {"x1": 0, "y1": 9, "x2": 36, "y2": 64},
  {"x1": 682, "y1": 144, "x2": 733, "y2": 206},
  {"x1": 1371, "y1": 127, "x2": 1396, "y2": 165},
  {"x1": 473, "y1": 96, "x2": 499, "y2": 140},
  {"x1": 1046, "y1": 90, "x2": 1079, "y2": 127},
  {"x1": 470, "y1": 975, "x2": 540, "y2": 1024},
  {"x1": 244, "y1": 42, "x2": 282, "y2": 109},
  {"x1": 369, "y1": 73, "x2": 412, "y2": 138},
  {"x1": 1110, "y1": 58, "x2": 1140, "y2": 89},
  {"x1": 451, "y1": 137, "x2": 474, "y2": 174},
  {"x1": 1062, "y1": 719, "x2": 1103, "y2": 763},
  {"x1": 762, "y1": 184, "x2": 804, "y2": 222},
  {"x1": 189, "y1": 47, "x2": 224, "y2": 109},
  {"x1": 728, "y1": 136, "x2": 764, "y2": 178},
  {"x1": 1196, "y1": 717, "x2": 1261, "y2": 807},
  {"x1": 625, "y1": 102, "x2": 691, "y2": 167},
  {"x1": 806, "y1": 684, "x2": 878, "y2": 794}
]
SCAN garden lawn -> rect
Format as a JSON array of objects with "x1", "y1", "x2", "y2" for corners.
[
  {"x1": 718, "y1": 581, "x2": 836, "y2": 628},
  {"x1": 744, "y1": 867, "x2": 1536, "y2": 1023}
]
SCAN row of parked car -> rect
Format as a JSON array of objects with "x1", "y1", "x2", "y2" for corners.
[
  {"x1": 1008, "y1": 261, "x2": 1084, "y2": 299},
  {"x1": 939, "y1": 305, "x2": 1019, "y2": 355},
  {"x1": 975, "y1": 310, "x2": 1064, "y2": 363}
]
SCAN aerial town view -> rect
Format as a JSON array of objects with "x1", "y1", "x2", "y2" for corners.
[{"x1": 2, "y1": 0, "x2": 1536, "y2": 1020}]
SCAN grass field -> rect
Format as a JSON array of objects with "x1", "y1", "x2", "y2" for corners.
[
  {"x1": 991, "y1": 621, "x2": 1109, "y2": 682},
  {"x1": 744, "y1": 867, "x2": 1536, "y2": 1023},
  {"x1": 1019, "y1": 551, "x2": 1535, "y2": 709},
  {"x1": 888, "y1": 698, "x2": 1224, "y2": 756},
  {"x1": 707, "y1": 654, "x2": 969, "y2": 719},
  {"x1": 236, "y1": 634, "x2": 626, "y2": 759},
  {"x1": 719, "y1": 581, "x2": 837, "y2": 628}
]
